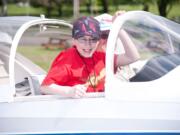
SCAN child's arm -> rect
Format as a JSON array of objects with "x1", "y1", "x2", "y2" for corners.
[
  {"x1": 112, "y1": 10, "x2": 140, "y2": 66},
  {"x1": 116, "y1": 29, "x2": 140, "y2": 66},
  {"x1": 40, "y1": 84, "x2": 87, "y2": 98}
]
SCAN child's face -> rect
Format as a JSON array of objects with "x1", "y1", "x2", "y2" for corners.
[{"x1": 74, "y1": 36, "x2": 99, "y2": 58}]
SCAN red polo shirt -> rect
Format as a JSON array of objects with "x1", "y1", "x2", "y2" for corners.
[{"x1": 41, "y1": 46, "x2": 106, "y2": 92}]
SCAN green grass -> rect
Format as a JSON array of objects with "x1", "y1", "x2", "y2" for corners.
[
  {"x1": 168, "y1": 4, "x2": 180, "y2": 19},
  {"x1": 17, "y1": 46, "x2": 62, "y2": 71},
  {"x1": 109, "y1": 4, "x2": 180, "y2": 19},
  {"x1": 5, "y1": 3, "x2": 180, "y2": 20},
  {"x1": 8, "y1": 3, "x2": 180, "y2": 71},
  {"x1": 7, "y1": 4, "x2": 45, "y2": 16}
]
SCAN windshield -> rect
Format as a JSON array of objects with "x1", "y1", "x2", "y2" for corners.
[
  {"x1": 18, "y1": 23, "x2": 72, "y2": 71},
  {"x1": 109, "y1": 11, "x2": 180, "y2": 82},
  {"x1": 15, "y1": 22, "x2": 72, "y2": 96}
]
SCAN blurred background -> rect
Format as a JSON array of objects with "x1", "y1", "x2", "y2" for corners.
[
  {"x1": 1, "y1": 0, "x2": 180, "y2": 71},
  {"x1": 0, "y1": 0, "x2": 180, "y2": 22}
]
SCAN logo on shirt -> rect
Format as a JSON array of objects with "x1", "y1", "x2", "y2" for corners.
[{"x1": 85, "y1": 68, "x2": 105, "y2": 88}]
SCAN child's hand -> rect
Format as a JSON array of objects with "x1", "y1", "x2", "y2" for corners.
[
  {"x1": 112, "y1": 10, "x2": 126, "y2": 22},
  {"x1": 69, "y1": 84, "x2": 87, "y2": 98}
]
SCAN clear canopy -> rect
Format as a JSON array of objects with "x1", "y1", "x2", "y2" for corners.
[
  {"x1": 108, "y1": 11, "x2": 180, "y2": 82},
  {"x1": 0, "y1": 16, "x2": 40, "y2": 46}
]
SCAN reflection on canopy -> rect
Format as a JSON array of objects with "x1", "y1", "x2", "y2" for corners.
[
  {"x1": 121, "y1": 11, "x2": 180, "y2": 58},
  {"x1": 108, "y1": 11, "x2": 180, "y2": 82},
  {"x1": 0, "y1": 16, "x2": 40, "y2": 46}
]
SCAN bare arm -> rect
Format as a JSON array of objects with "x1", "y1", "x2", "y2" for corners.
[
  {"x1": 112, "y1": 10, "x2": 140, "y2": 66},
  {"x1": 40, "y1": 84, "x2": 87, "y2": 98},
  {"x1": 116, "y1": 29, "x2": 140, "y2": 66}
]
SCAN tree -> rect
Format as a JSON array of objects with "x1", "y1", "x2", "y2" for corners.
[
  {"x1": 86, "y1": 0, "x2": 92, "y2": 13},
  {"x1": 0, "y1": 0, "x2": 8, "y2": 16},
  {"x1": 30, "y1": 0, "x2": 53, "y2": 17},
  {"x1": 73, "y1": 0, "x2": 79, "y2": 19},
  {"x1": 54, "y1": 0, "x2": 63, "y2": 16},
  {"x1": 134, "y1": 0, "x2": 179, "y2": 17},
  {"x1": 156, "y1": 0, "x2": 171, "y2": 17},
  {"x1": 101, "y1": 0, "x2": 108, "y2": 13},
  {"x1": 30, "y1": 0, "x2": 64, "y2": 17},
  {"x1": 155, "y1": 0, "x2": 180, "y2": 17}
]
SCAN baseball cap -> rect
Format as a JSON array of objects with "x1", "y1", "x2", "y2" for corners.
[
  {"x1": 72, "y1": 16, "x2": 101, "y2": 39},
  {"x1": 95, "y1": 13, "x2": 113, "y2": 31}
]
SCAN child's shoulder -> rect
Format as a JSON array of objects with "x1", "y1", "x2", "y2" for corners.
[
  {"x1": 57, "y1": 46, "x2": 77, "y2": 57},
  {"x1": 51, "y1": 47, "x2": 77, "y2": 66}
]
